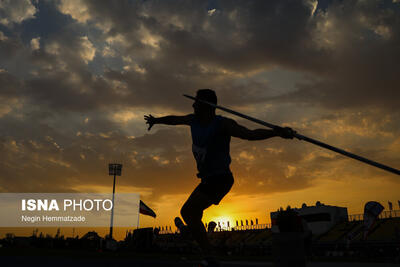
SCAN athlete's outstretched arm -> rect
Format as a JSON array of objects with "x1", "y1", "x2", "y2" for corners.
[
  {"x1": 144, "y1": 114, "x2": 193, "y2": 131},
  {"x1": 224, "y1": 118, "x2": 294, "y2": 140}
]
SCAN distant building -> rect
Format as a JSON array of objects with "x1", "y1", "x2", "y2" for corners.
[{"x1": 270, "y1": 201, "x2": 348, "y2": 235}]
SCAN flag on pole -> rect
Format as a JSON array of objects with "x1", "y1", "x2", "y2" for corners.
[
  {"x1": 361, "y1": 201, "x2": 384, "y2": 240},
  {"x1": 388, "y1": 201, "x2": 393, "y2": 211},
  {"x1": 139, "y1": 200, "x2": 156, "y2": 218}
]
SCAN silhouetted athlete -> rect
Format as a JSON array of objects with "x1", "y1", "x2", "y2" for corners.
[{"x1": 144, "y1": 89, "x2": 294, "y2": 266}]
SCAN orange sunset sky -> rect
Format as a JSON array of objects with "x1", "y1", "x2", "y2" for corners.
[{"x1": 0, "y1": 0, "x2": 399, "y2": 240}]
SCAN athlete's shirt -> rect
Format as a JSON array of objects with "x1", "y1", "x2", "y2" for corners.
[{"x1": 190, "y1": 115, "x2": 231, "y2": 178}]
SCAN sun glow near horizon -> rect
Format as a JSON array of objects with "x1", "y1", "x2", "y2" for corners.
[{"x1": 206, "y1": 215, "x2": 235, "y2": 229}]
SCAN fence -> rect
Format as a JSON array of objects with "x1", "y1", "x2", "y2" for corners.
[
  {"x1": 348, "y1": 210, "x2": 400, "y2": 222},
  {"x1": 157, "y1": 223, "x2": 271, "y2": 234},
  {"x1": 157, "y1": 210, "x2": 400, "y2": 234},
  {"x1": 158, "y1": 229, "x2": 175, "y2": 234},
  {"x1": 231, "y1": 223, "x2": 271, "y2": 231}
]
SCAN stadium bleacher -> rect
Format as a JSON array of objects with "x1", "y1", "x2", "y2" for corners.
[{"x1": 367, "y1": 217, "x2": 400, "y2": 242}]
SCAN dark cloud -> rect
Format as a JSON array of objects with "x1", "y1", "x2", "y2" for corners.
[
  {"x1": 78, "y1": 0, "x2": 324, "y2": 109},
  {"x1": 0, "y1": 111, "x2": 197, "y2": 196},
  {"x1": 2, "y1": 0, "x2": 398, "y2": 112},
  {"x1": 0, "y1": 70, "x2": 23, "y2": 99},
  {"x1": 0, "y1": 33, "x2": 23, "y2": 60},
  {"x1": 57, "y1": 0, "x2": 400, "y2": 111},
  {"x1": 273, "y1": 1, "x2": 400, "y2": 109}
]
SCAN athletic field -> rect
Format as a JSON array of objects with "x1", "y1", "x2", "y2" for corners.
[{"x1": 1, "y1": 255, "x2": 398, "y2": 267}]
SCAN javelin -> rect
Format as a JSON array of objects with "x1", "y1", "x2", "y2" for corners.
[{"x1": 183, "y1": 94, "x2": 400, "y2": 176}]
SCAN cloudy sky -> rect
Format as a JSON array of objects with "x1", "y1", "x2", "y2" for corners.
[{"x1": 0, "y1": 0, "x2": 399, "y2": 238}]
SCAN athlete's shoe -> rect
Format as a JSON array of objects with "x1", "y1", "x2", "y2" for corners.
[
  {"x1": 174, "y1": 217, "x2": 190, "y2": 237},
  {"x1": 198, "y1": 257, "x2": 220, "y2": 267},
  {"x1": 207, "y1": 221, "x2": 217, "y2": 233}
]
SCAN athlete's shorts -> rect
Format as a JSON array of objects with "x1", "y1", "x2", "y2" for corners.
[{"x1": 196, "y1": 172, "x2": 234, "y2": 205}]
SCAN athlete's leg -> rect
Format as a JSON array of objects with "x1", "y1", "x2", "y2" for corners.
[{"x1": 180, "y1": 187, "x2": 213, "y2": 254}]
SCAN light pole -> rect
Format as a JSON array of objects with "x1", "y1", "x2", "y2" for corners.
[{"x1": 108, "y1": 163, "x2": 122, "y2": 239}]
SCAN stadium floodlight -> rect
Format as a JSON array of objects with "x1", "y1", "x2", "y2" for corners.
[{"x1": 108, "y1": 163, "x2": 122, "y2": 239}]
